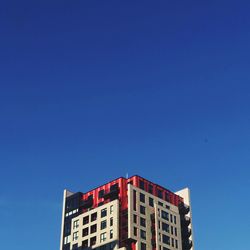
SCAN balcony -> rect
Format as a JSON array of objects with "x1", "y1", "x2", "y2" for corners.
[
  {"x1": 178, "y1": 203, "x2": 190, "y2": 215},
  {"x1": 181, "y1": 215, "x2": 191, "y2": 227},
  {"x1": 182, "y1": 239, "x2": 193, "y2": 250},
  {"x1": 182, "y1": 228, "x2": 192, "y2": 238}
]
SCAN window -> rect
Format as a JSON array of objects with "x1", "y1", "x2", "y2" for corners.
[
  {"x1": 175, "y1": 240, "x2": 178, "y2": 249},
  {"x1": 162, "y1": 235, "x2": 170, "y2": 245},
  {"x1": 148, "y1": 184, "x2": 153, "y2": 194},
  {"x1": 101, "y1": 220, "x2": 107, "y2": 230},
  {"x1": 101, "y1": 208, "x2": 107, "y2": 218},
  {"x1": 172, "y1": 238, "x2": 175, "y2": 247},
  {"x1": 98, "y1": 189, "x2": 105, "y2": 198},
  {"x1": 73, "y1": 220, "x2": 79, "y2": 229},
  {"x1": 174, "y1": 227, "x2": 177, "y2": 236},
  {"x1": 140, "y1": 230, "x2": 146, "y2": 240},
  {"x1": 110, "y1": 217, "x2": 113, "y2": 226},
  {"x1": 158, "y1": 201, "x2": 163, "y2": 207},
  {"x1": 140, "y1": 193, "x2": 145, "y2": 203},
  {"x1": 140, "y1": 205, "x2": 146, "y2": 215},
  {"x1": 83, "y1": 216, "x2": 89, "y2": 225},
  {"x1": 140, "y1": 217, "x2": 146, "y2": 227},
  {"x1": 73, "y1": 232, "x2": 78, "y2": 241},
  {"x1": 170, "y1": 214, "x2": 173, "y2": 223},
  {"x1": 110, "y1": 183, "x2": 118, "y2": 191},
  {"x1": 91, "y1": 224, "x2": 97, "y2": 234},
  {"x1": 82, "y1": 227, "x2": 88, "y2": 237},
  {"x1": 139, "y1": 180, "x2": 145, "y2": 190},
  {"x1": 171, "y1": 226, "x2": 173, "y2": 234},
  {"x1": 110, "y1": 229, "x2": 113, "y2": 239},
  {"x1": 82, "y1": 239, "x2": 88, "y2": 248},
  {"x1": 133, "y1": 214, "x2": 137, "y2": 224},
  {"x1": 165, "y1": 193, "x2": 170, "y2": 202},
  {"x1": 90, "y1": 236, "x2": 96, "y2": 246},
  {"x1": 157, "y1": 189, "x2": 163, "y2": 199},
  {"x1": 163, "y1": 247, "x2": 170, "y2": 250},
  {"x1": 100, "y1": 232, "x2": 107, "y2": 242},
  {"x1": 141, "y1": 243, "x2": 146, "y2": 250},
  {"x1": 174, "y1": 215, "x2": 176, "y2": 224},
  {"x1": 161, "y1": 210, "x2": 169, "y2": 221},
  {"x1": 162, "y1": 222, "x2": 169, "y2": 233},
  {"x1": 110, "y1": 205, "x2": 114, "y2": 214},
  {"x1": 149, "y1": 197, "x2": 154, "y2": 207},
  {"x1": 91, "y1": 212, "x2": 97, "y2": 221},
  {"x1": 133, "y1": 190, "x2": 137, "y2": 211},
  {"x1": 134, "y1": 227, "x2": 137, "y2": 236}
]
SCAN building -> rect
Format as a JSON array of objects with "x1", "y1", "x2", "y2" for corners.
[{"x1": 60, "y1": 175, "x2": 194, "y2": 250}]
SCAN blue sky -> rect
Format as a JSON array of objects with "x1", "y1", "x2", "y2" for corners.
[{"x1": 0, "y1": 0, "x2": 250, "y2": 249}]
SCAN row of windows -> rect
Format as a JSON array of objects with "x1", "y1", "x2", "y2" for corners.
[
  {"x1": 82, "y1": 217, "x2": 114, "y2": 237},
  {"x1": 75, "y1": 205, "x2": 114, "y2": 229},
  {"x1": 139, "y1": 180, "x2": 171, "y2": 202},
  {"x1": 159, "y1": 233, "x2": 179, "y2": 249}
]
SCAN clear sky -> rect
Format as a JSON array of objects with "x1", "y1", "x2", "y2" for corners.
[{"x1": 0, "y1": 0, "x2": 250, "y2": 249}]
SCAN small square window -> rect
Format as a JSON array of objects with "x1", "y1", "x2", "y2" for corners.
[
  {"x1": 90, "y1": 236, "x2": 96, "y2": 246},
  {"x1": 140, "y1": 230, "x2": 146, "y2": 240},
  {"x1": 134, "y1": 227, "x2": 137, "y2": 236},
  {"x1": 91, "y1": 212, "x2": 97, "y2": 221},
  {"x1": 101, "y1": 220, "x2": 107, "y2": 230},
  {"x1": 158, "y1": 189, "x2": 163, "y2": 199},
  {"x1": 140, "y1": 193, "x2": 145, "y2": 203},
  {"x1": 100, "y1": 232, "x2": 107, "y2": 242},
  {"x1": 140, "y1": 217, "x2": 146, "y2": 227},
  {"x1": 161, "y1": 210, "x2": 169, "y2": 221},
  {"x1": 141, "y1": 242, "x2": 146, "y2": 250},
  {"x1": 101, "y1": 208, "x2": 107, "y2": 218},
  {"x1": 148, "y1": 184, "x2": 153, "y2": 194},
  {"x1": 73, "y1": 232, "x2": 78, "y2": 241},
  {"x1": 82, "y1": 239, "x2": 88, "y2": 248},
  {"x1": 90, "y1": 224, "x2": 97, "y2": 234},
  {"x1": 98, "y1": 189, "x2": 105, "y2": 198},
  {"x1": 162, "y1": 235, "x2": 170, "y2": 245},
  {"x1": 72, "y1": 243, "x2": 78, "y2": 250},
  {"x1": 162, "y1": 222, "x2": 169, "y2": 233},
  {"x1": 149, "y1": 197, "x2": 154, "y2": 207},
  {"x1": 140, "y1": 205, "x2": 146, "y2": 215},
  {"x1": 82, "y1": 227, "x2": 88, "y2": 237},
  {"x1": 139, "y1": 180, "x2": 145, "y2": 190},
  {"x1": 133, "y1": 214, "x2": 137, "y2": 224},
  {"x1": 83, "y1": 216, "x2": 89, "y2": 225},
  {"x1": 73, "y1": 220, "x2": 79, "y2": 229}
]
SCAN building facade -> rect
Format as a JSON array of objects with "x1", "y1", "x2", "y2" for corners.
[{"x1": 60, "y1": 175, "x2": 194, "y2": 250}]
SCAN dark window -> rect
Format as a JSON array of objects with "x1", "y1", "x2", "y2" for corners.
[
  {"x1": 82, "y1": 227, "x2": 88, "y2": 237},
  {"x1": 110, "y1": 183, "x2": 118, "y2": 191},
  {"x1": 148, "y1": 184, "x2": 153, "y2": 194},
  {"x1": 133, "y1": 190, "x2": 137, "y2": 211},
  {"x1": 158, "y1": 189, "x2": 163, "y2": 199},
  {"x1": 134, "y1": 227, "x2": 137, "y2": 236},
  {"x1": 149, "y1": 197, "x2": 154, "y2": 207},
  {"x1": 82, "y1": 239, "x2": 88, "y2": 248},
  {"x1": 91, "y1": 212, "x2": 97, "y2": 221},
  {"x1": 165, "y1": 193, "x2": 170, "y2": 202},
  {"x1": 139, "y1": 180, "x2": 145, "y2": 190},
  {"x1": 64, "y1": 222, "x2": 71, "y2": 235},
  {"x1": 161, "y1": 210, "x2": 169, "y2": 221},
  {"x1": 174, "y1": 227, "x2": 177, "y2": 236},
  {"x1": 140, "y1": 217, "x2": 146, "y2": 227},
  {"x1": 90, "y1": 236, "x2": 96, "y2": 246},
  {"x1": 140, "y1": 193, "x2": 145, "y2": 203},
  {"x1": 170, "y1": 214, "x2": 173, "y2": 223},
  {"x1": 140, "y1": 230, "x2": 146, "y2": 240},
  {"x1": 141, "y1": 243, "x2": 147, "y2": 250},
  {"x1": 83, "y1": 216, "x2": 89, "y2": 225},
  {"x1": 174, "y1": 216, "x2": 176, "y2": 224},
  {"x1": 133, "y1": 214, "x2": 137, "y2": 223},
  {"x1": 140, "y1": 205, "x2": 146, "y2": 215},
  {"x1": 101, "y1": 208, "x2": 107, "y2": 218},
  {"x1": 171, "y1": 226, "x2": 173, "y2": 234},
  {"x1": 175, "y1": 240, "x2": 178, "y2": 249},
  {"x1": 101, "y1": 220, "x2": 107, "y2": 230},
  {"x1": 172, "y1": 238, "x2": 175, "y2": 247},
  {"x1": 110, "y1": 217, "x2": 113, "y2": 226},
  {"x1": 163, "y1": 247, "x2": 170, "y2": 250},
  {"x1": 162, "y1": 222, "x2": 169, "y2": 232},
  {"x1": 90, "y1": 224, "x2": 97, "y2": 234},
  {"x1": 158, "y1": 201, "x2": 163, "y2": 207},
  {"x1": 98, "y1": 189, "x2": 105, "y2": 198},
  {"x1": 162, "y1": 235, "x2": 170, "y2": 245}
]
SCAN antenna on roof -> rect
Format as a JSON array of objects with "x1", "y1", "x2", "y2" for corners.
[{"x1": 126, "y1": 173, "x2": 129, "y2": 178}]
